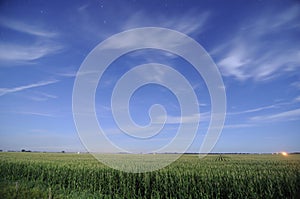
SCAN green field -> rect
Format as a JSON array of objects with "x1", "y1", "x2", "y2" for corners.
[{"x1": 0, "y1": 152, "x2": 299, "y2": 198}]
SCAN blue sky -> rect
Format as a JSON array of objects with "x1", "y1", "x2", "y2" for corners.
[{"x1": 0, "y1": 0, "x2": 299, "y2": 153}]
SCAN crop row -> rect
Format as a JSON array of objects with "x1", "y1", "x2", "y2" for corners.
[{"x1": 0, "y1": 154, "x2": 299, "y2": 198}]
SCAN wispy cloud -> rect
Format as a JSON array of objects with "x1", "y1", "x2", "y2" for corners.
[
  {"x1": 0, "y1": 18, "x2": 63, "y2": 64},
  {"x1": 250, "y1": 108, "x2": 300, "y2": 122},
  {"x1": 55, "y1": 69, "x2": 102, "y2": 78},
  {"x1": 17, "y1": 111, "x2": 56, "y2": 117},
  {"x1": 206, "y1": 123, "x2": 255, "y2": 130},
  {"x1": 291, "y1": 81, "x2": 300, "y2": 89},
  {"x1": 214, "y1": 6, "x2": 300, "y2": 81},
  {"x1": 77, "y1": 4, "x2": 90, "y2": 13},
  {"x1": 55, "y1": 71, "x2": 77, "y2": 78},
  {"x1": 223, "y1": 123, "x2": 255, "y2": 129},
  {"x1": 25, "y1": 91, "x2": 57, "y2": 101},
  {"x1": 98, "y1": 10, "x2": 210, "y2": 51},
  {"x1": 0, "y1": 80, "x2": 59, "y2": 96},
  {"x1": 0, "y1": 17, "x2": 57, "y2": 37},
  {"x1": 153, "y1": 112, "x2": 210, "y2": 124},
  {"x1": 229, "y1": 98, "x2": 300, "y2": 116},
  {"x1": 229, "y1": 104, "x2": 279, "y2": 115},
  {"x1": 294, "y1": 96, "x2": 300, "y2": 103},
  {"x1": 123, "y1": 10, "x2": 210, "y2": 36},
  {"x1": 166, "y1": 114, "x2": 200, "y2": 124},
  {"x1": 0, "y1": 42, "x2": 63, "y2": 63}
]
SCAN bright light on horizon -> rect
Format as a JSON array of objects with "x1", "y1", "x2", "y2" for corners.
[{"x1": 281, "y1": 152, "x2": 288, "y2": 156}]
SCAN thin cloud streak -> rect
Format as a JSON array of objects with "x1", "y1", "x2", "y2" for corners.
[
  {"x1": 0, "y1": 42, "x2": 63, "y2": 63},
  {"x1": 25, "y1": 92, "x2": 58, "y2": 101},
  {"x1": 229, "y1": 98, "x2": 300, "y2": 116},
  {"x1": 153, "y1": 112, "x2": 210, "y2": 124},
  {"x1": 229, "y1": 105, "x2": 278, "y2": 115},
  {"x1": 0, "y1": 17, "x2": 57, "y2": 37},
  {"x1": 207, "y1": 123, "x2": 255, "y2": 130},
  {"x1": 17, "y1": 111, "x2": 56, "y2": 117},
  {"x1": 250, "y1": 108, "x2": 300, "y2": 122},
  {"x1": 0, "y1": 80, "x2": 59, "y2": 96}
]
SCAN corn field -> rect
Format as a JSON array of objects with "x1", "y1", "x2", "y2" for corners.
[{"x1": 0, "y1": 152, "x2": 299, "y2": 198}]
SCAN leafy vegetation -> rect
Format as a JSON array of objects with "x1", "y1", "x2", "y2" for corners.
[{"x1": 0, "y1": 152, "x2": 299, "y2": 198}]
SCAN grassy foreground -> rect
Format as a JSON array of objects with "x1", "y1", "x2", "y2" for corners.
[{"x1": 0, "y1": 152, "x2": 299, "y2": 198}]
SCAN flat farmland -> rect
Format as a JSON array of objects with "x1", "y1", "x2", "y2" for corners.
[{"x1": 0, "y1": 152, "x2": 299, "y2": 198}]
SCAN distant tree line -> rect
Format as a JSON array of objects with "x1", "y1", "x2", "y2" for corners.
[{"x1": 21, "y1": 149, "x2": 31, "y2": 152}]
